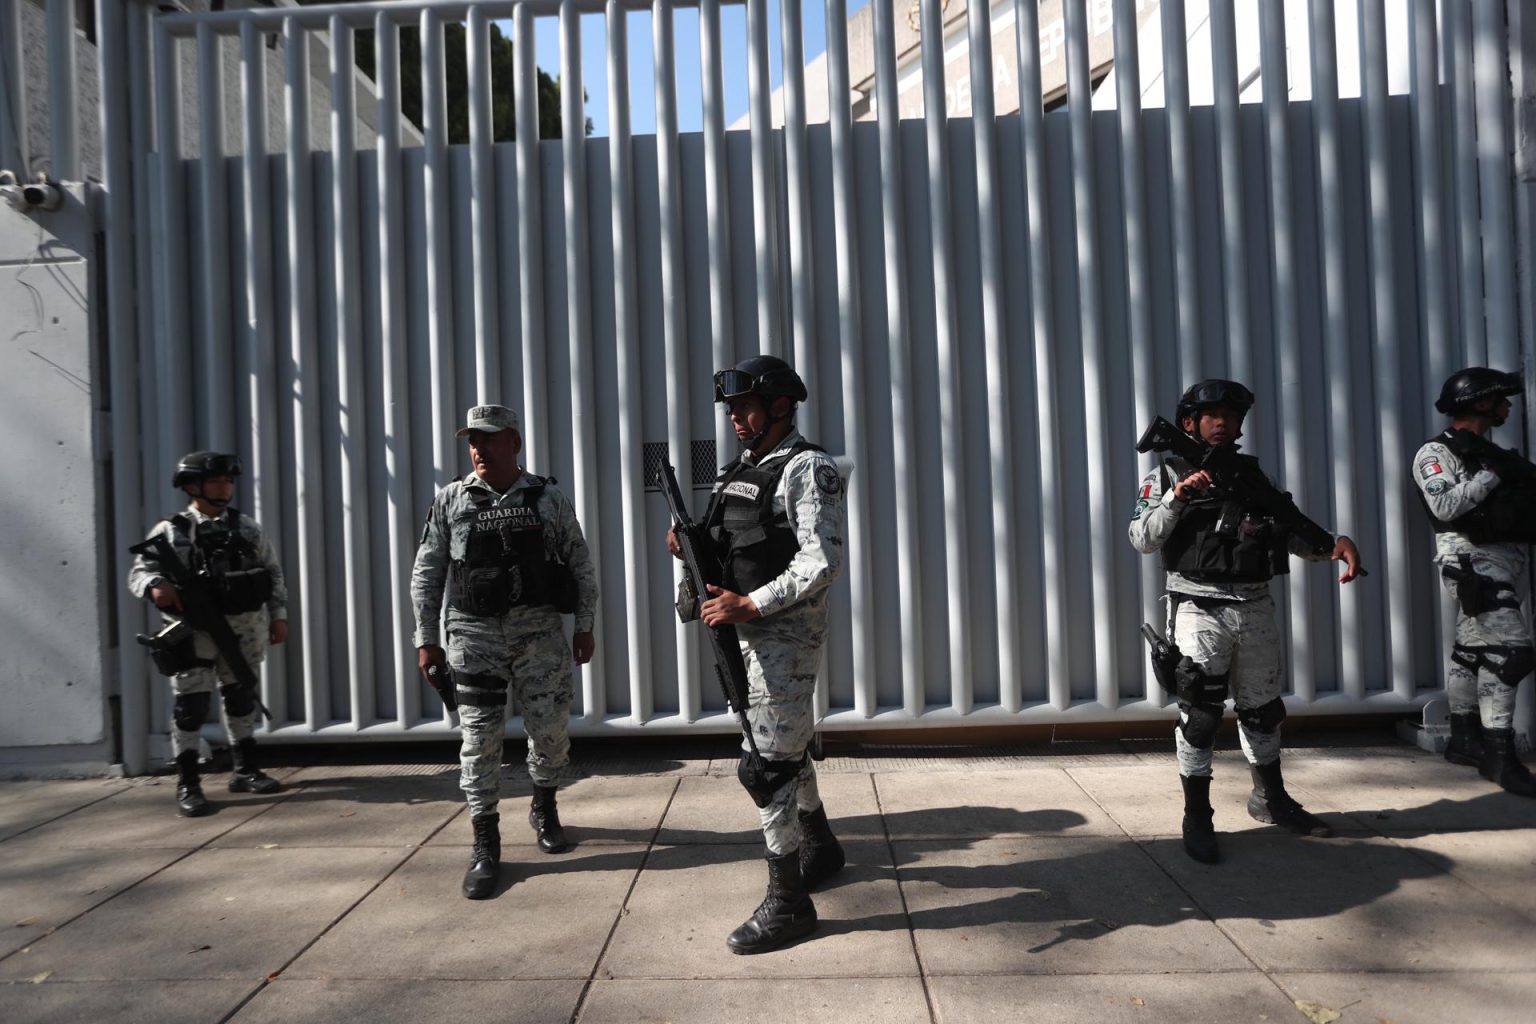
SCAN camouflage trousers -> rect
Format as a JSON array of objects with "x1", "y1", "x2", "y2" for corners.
[
  {"x1": 169, "y1": 610, "x2": 267, "y2": 757},
  {"x1": 739, "y1": 633, "x2": 824, "y2": 856},
  {"x1": 450, "y1": 622, "x2": 573, "y2": 817},
  {"x1": 1169, "y1": 595, "x2": 1285, "y2": 777},
  {"x1": 1440, "y1": 555, "x2": 1531, "y2": 731}
]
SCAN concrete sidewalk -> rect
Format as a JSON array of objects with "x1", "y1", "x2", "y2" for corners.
[{"x1": 1, "y1": 737, "x2": 1533, "y2": 1024}]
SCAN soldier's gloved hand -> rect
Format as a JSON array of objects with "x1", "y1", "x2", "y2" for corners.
[
  {"x1": 269, "y1": 618, "x2": 288, "y2": 645},
  {"x1": 572, "y1": 631, "x2": 595, "y2": 665},
  {"x1": 417, "y1": 644, "x2": 447, "y2": 682},
  {"x1": 149, "y1": 582, "x2": 183, "y2": 612},
  {"x1": 666, "y1": 526, "x2": 684, "y2": 561}
]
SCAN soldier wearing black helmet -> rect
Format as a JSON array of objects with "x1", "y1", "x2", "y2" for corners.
[
  {"x1": 1129, "y1": 380, "x2": 1363, "y2": 863},
  {"x1": 1415, "y1": 367, "x2": 1536, "y2": 797},
  {"x1": 127, "y1": 451, "x2": 288, "y2": 816},
  {"x1": 666, "y1": 354, "x2": 847, "y2": 954}
]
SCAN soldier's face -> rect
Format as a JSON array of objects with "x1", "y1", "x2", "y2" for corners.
[
  {"x1": 726, "y1": 395, "x2": 770, "y2": 441},
  {"x1": 186, "y1": 475, "x2": 235, "y2": 509},
  {"x1": 467, "y1": 428, "x2": 521, "y2": 480},
  {"x1": 1184, "y1": 405, "x2": 1243, "y2": 446},
  {"x1": 1479, "y1": 396, "x2": 1512, "y2": 426}
]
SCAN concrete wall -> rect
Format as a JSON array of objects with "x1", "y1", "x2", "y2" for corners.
[{"x1": 0, "y1": 183, "x2": 110, "y2": 776}]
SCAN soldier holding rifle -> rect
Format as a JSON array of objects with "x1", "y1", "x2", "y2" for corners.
[{"x1": 1129, "y1": 380, "x2": 1363, "y2": 864}]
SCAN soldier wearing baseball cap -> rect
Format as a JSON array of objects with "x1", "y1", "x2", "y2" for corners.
[{"x1": 413, "y1": 404, "x2": 600, "y2": 898}]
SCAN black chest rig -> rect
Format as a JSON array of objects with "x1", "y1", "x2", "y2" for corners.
[
  {"x1": 1159, "y1": 459, "x2": 1290, "y2": 583},
  {"x1": 1422, "y1": 428, "x2": 1536, "y2": 544},
  {"x1": 171, "y1": 509, "x2": 272, "y2": 615},
  {"x1": 446, "y1": 478, "x2": 577, "y2": 616},
  {"x1": 704, "y1": 442, "x2": 823, "y2": 596}
]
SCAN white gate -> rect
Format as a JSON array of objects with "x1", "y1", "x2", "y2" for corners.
[{"x1": 9, "y1": 0, "x2": 1529, "y2": 772}]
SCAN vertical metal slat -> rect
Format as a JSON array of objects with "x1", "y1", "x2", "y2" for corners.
[
  {"x1": 513, "y1": 3, "x2": 548, "y2": 470},
  {"x1": 781, "y1": 0, "x2": 816, "y2": 435},
  {"x1": 1449, "y1": 0, "x2": 1487, "y2": 364},
  {"x1": 1209, "y1": 0, "x2": 1251, "y2": 383},
  {"x1": 46, "y1": 0, "x2": 78, "y2": 179},
  {"x1": 421, "y1": 10, "x2": 458, "y2": 487},
  {"x1": 196, "y1": 23, "x2": 234, "y2": 446},
  {"x1": 1, "y1": 0, "x2": 27, "y2": 174},
  {"x1": 746, "y1": 0, "x2": 780, "y2": 355},
  {"x1": 699, "y1": 0, "x2": 736, "y2": 473},
  {"x1": 1160, "y1": 0, "x2": 1202, "y2": 376},
  {"x1": 467, "y1": 5, "x2": 501, "y2": 403}
]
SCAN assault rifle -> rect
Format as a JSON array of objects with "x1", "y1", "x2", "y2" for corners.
[
  {"x1": 657, "y1": 457, "x2": 774, "y2": 782},
  {"x1": 130, "y1": 533, "x2": 272, "y2": 722},
  {"x1": 1135, "y1": 416, "x2": 1342, "y2": 561}
]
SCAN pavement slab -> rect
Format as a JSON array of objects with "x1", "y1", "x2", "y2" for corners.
[
  {"x1": 0, "y1": 979, "x2": 255, "y2": 1024},
  {"x1": 0, "y1": 835, "x2": 189, "y2": 960},
  {"x1": 895, "y1": 836, "x2": 1252, "y2": 976},
  {"x1": 230, "y1": 979, "x2": 585, "y2": 1023},
  {"x1": 212, "y1": 767, "x2": 463, "y2": 849},
  {"x1": 0, "y1": 846, "x2": 406, "y2": 981},
  {"x1": 875, "y1": 769, "x2": 1126, "y2": 839},
  {"x1": 284, "y1": 843, "x2": 646, "y2": 980},
  {"x1": 1146, "y1": 832, "x2": 1534, "y2": 972},
  {"x1": 657, "y1": 772, "x2": 881, "y2": 845},
  {"x1": 927, "y1": 972, "x2": 1300, "y2": 1023},
  {"x1": 598, "y1": 840, "x2": 918, "y2": 979},
  {"x1": 7, "y1": 772, "x2": 300, "y2": 849},
  {"x1": 424, "y1": 775, "x2": 683, "y2": 847},
  {"x1": 0, "y1": 778, "x2": 133, "y2": 841},
  {"x1": 577, "y1": 977, "x2": 933, "y2": 1024},
  {"x1": 1067, "y1": 761, "x2": 1363, "y2": 838},
  {"x1": 1271, "y1": 970, "x2": 1536, "y2": 1024},
  {"x1": 1378, "y1": 828, "x2": 1536, "y2": 923}
]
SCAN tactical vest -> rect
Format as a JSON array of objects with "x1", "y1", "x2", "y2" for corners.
[
  {"x1": 1158, "y1": 460, "x2": 1290, "y2": 583},
  {"x1": 171, "y1": 509, "x2": 273, "y2": 615},
  {"x1": 445, "y1": 477, "x2": 578, "y2": 616},
  {"x1": 704, "y1": 442, "x2": 824, "y2": 595},
  {"x1": 1419, "y1": 428, "x2": 1536, "y2": 544}
]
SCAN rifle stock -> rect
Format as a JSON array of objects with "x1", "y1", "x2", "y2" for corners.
[{"x1": 130, "y1": 534, "x2": 272, "y2": 721}]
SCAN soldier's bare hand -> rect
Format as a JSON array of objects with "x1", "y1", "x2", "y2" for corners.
[
  {"x1": 572, "y1": 631, "x2": 595, "y2": 665},
  {"x1": 417, "y1": 644, "x2": 447, "y2": 681},
  {"x1": 269, "y1": 618, "x2": 288, "y2": 645},
  {"x1": 1332, "y1": 535, "x2": 1364, "y2": 583},
  {"x1": 1173, "y1": 470, "x2": 1214, "y2": 501},
  {"x1": 701, "y1": 584, "x2": 759, "y2": 626},
  {"x1": 666, "y1": 526, "x2": 683, "y2": 560},
  {"x1": 149, "y1": 582, "x2": 182, "y2": 612}
]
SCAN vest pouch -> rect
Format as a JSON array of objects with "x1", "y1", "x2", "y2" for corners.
[
  {"x1": 215, "y1": 568, "x2": 272, "y2": 615},
  {"x1": 549, "y1": 557, "x2": 579, "y2": 614},
  {"x1": 463, "y1": 566, "x2": 513, "y2": 616}
]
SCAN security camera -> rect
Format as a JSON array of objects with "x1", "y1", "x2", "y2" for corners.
[{"x1": 20, "y1": 181, "x2": 64, "y2": 212}]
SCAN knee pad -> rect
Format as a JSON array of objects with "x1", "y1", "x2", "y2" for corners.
[
  {"x1": 1178, "y1": 700, "x2": 1224, "y2": 750},
  {"x1": 1483, "y1": 645, "x2": 1535, "y2": 688},
  {"x1": 737, "y1": 752, "x2": 805, "y2": 809},
  {"x1": 1237, "y1": 697, "x2": 1287, "y2": 734},
  {"x1": 219, "y1": 683, "x2": 256, "y2": 718},
  {"x1": 172, "y1": 691, "x2": 212, "y2": 733}
]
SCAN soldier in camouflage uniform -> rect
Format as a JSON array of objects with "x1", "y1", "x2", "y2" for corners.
[
  {"x1": 1129, "y1": 381, "x2": 1363, "y2": 864},
  {"x1": 127, "y1": 451, "x2": 287, "y2": 817},
  {"x1": 412, "y1": 405, "x2": 599, "y2": 899},
  {"x1": 1415, "y1": 368, "x2": 1536, "y2": 797},
  {"x1": 667, "y1": 355, "x2": 847, "y2": 954}
]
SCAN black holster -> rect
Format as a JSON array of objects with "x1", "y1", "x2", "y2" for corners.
[{"x1": 136, "y1": 620, "x2": 208, "y2": 677}]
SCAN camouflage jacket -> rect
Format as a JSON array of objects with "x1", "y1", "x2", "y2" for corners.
[
  {"x1": 411, "y1": 470, "x2": 598, "y2": 646},
  {"x1": 1413, "y1": 435, "x2": 1525, "y2": 577},
  {"x1": 126, "y1": 503, "x2": 288, "y2": 621}
]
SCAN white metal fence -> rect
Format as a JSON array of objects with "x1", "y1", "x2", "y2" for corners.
[{"x1": 6, "y1": 0, "x2": 1527, "y2": 772}]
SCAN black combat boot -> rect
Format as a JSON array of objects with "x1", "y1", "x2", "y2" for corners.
[
  {"x1": 1247, "y1": 760, "x2": 1333, "y2": 836},
  {"x1": 175, "y1": 749, "x2": 211, "y2": 817},
  {"x1": 462, "y1": 812, "x2": 501, "y2": 900},
  {"x1": 1179, "y1": 774, "x2": 1219, "y2": 864},
  {"x1": 1478, "y1": 728, "x2": 1536, "y2": 797},
  {"x1": 1444, "y1": 712, "x2": 1485, "y2": 768},
  {"x1": 726, "y1": 851, "x2": 818, "y2": 955},
  {"x1": 228, "y1": 738, "x2": 283, "y2": 794},
  {"x1": 528, "y1": 785, "x2": 568, "y2": 853},
  {"x1": 797, "y1": 804, "x2": 846, "y2": 889}
]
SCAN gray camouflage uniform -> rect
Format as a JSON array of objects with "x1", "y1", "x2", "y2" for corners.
[
  {"x1": 1413, "y1": 438, "x2": 1531, "y2": 731},
  {"x1": 726, "y1": 430, "x2": 846, "y2": 855},
  {"x1": 127, "y1": 505, "x2": 286, "y2": 757},
  {"x1": 411, "y1": 471, "x2": 598, "y2": 817},
  {"x1": 1128, "y1": 456, "x2": 1333, "y2": 776}
]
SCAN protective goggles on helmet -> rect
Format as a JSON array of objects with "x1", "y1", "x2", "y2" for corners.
[
  {"x1": 1179, "y1": 380, "x2": 1254, "y2": 416},
  {"x1": 200, "y1": 454, "x2": 243, "y2": 477},
  {"x1": 714, "y1": 368, "x2": 766, "y2": 403}
]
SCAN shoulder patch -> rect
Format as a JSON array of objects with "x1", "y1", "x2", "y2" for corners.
[
  {"x1": 1419, "y1": 456, "x2": 1444, "y2": 480},
  {"x1": 1425, "y1": 478, "x2": 1449, "y2": 496},
  {"x1": 814, "y1": 463, "x2": 842, "y2": 496}
]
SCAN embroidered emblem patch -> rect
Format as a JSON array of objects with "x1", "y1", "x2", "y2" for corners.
[
  {"x1": 1425, "y1": 478, "x2": 1449, "y2": 496},
  {"x1": 815, "y1": 464, "x2": 842, "y2": 495},
  {"x1": 1131, "y1": 498, "x2": 1150, "y2": 521},
  {"x1": 1139, "y1": 482, "x2": 1153, "y2": 499}
]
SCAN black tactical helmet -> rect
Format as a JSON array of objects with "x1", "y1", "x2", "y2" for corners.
[
  {"x1": 713, "y1": 355, "x2": 808, "y2": 405},
  {"x1": 172, "y1": 451, "x2": 242, "y2": 488},
  {"x1": 1435, "y1": 367, "x2": 1522, "y2": 415},
  {"x1": 1176, "y1": 379, "x2": 1255, "y2": 424}
]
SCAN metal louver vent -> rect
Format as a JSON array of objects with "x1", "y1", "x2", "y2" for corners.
[{"x1": 643, "y1": 441, "x2": 717, "y2": 491}]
